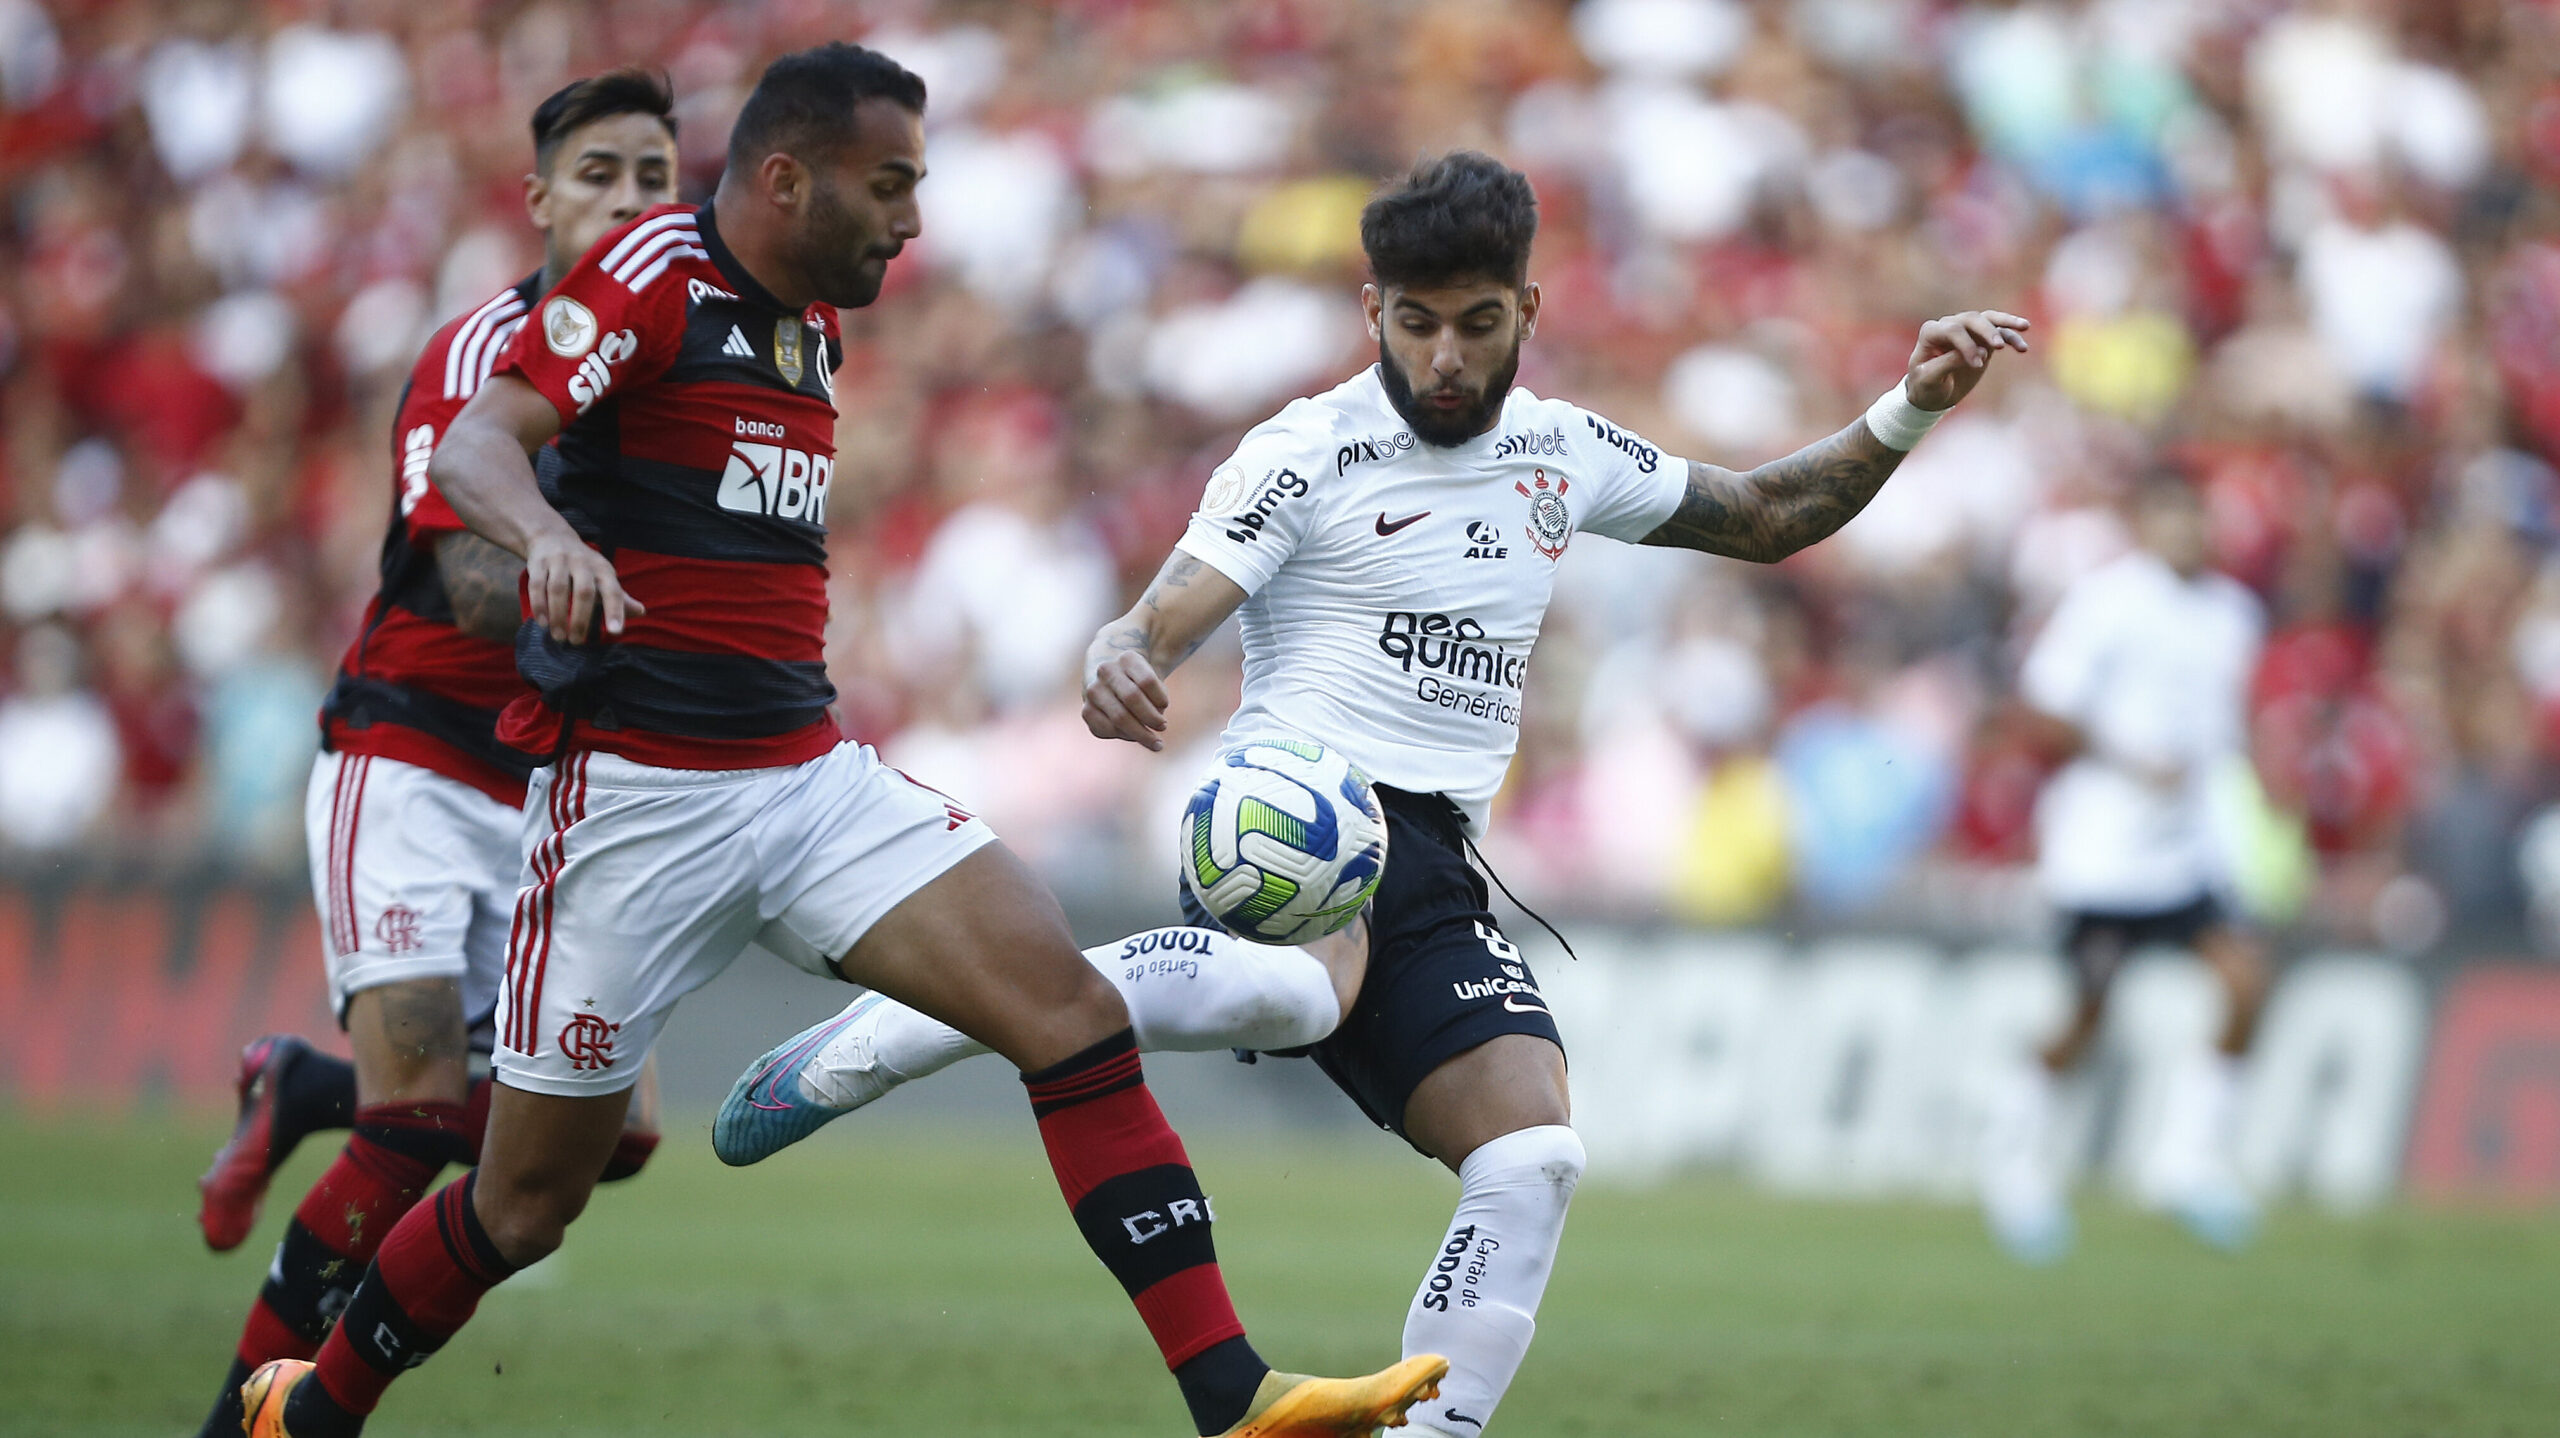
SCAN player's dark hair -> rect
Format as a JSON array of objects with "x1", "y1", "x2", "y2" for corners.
[
  {"x1": 530, "y1": 68, "x2": 678, "y2": 175},
  {"x1": 1361, "y1": 151, "x2": 1538, "y2": 291},
  {"x1": 726, "y1": 42, "x2": 927, "y2": 172}
]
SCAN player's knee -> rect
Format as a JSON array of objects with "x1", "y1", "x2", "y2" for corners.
[
  {"x1": 348, "y1": 979, "x2": 472, "y2": 1102},
  {"x1": 1215, "y1": 942, "x2": 1344, "y2": 1050},
  {"x1": 1050, "y1": 955, "x2": 1134, "y2": 1040},
  {"x1": 1466, "y1": 1123, "x2": 1586, "y2": 1199},
  {"x1": 474, "y1": 1178, "x2": 588, "y2": 1267}
]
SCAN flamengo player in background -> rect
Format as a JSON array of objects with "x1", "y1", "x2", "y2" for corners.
[
  {"x1": 189, "y1": 70, "x2": 678, "y2": 1438},
  {"x1": 239, "y1": 44, "x2": 1442, "y2": 1438},
  {"x1": 1979, "y1": 473, "x2": 2269, "y2": 1263},
  {"x1": 728, "y1": 152, "x2": 2028, "y2": 1438}
]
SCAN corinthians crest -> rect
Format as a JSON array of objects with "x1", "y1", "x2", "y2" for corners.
[
  {"x1": 773, "y1": 317, "x2": 804, "y2": 386},
  {"x1": 1515, "y1": 469, "x2": 1572, "y2": 560}
]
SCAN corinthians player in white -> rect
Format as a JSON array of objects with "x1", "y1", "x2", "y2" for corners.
[{"x1": 722, "y1": 152, "x2": 2027, "y2": 1435}]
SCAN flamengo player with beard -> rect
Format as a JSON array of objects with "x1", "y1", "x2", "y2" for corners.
[
  {"x1": 723, "y1": 151, "x2": 2029, "y2": 1437},
  {"x1": 240, "y1": 44, "x2": 1441, "y2": 1438}
]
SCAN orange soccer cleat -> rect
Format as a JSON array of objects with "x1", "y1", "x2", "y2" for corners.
[
  {"x1": 1218, "y1": 1354, "x2": 1450, "y2": 1437},
  {"x1": 238, "y1": 1357, "x2": 314, "y2": 1437}
]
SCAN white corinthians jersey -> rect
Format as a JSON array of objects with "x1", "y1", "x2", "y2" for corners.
[
  {"x1": 2020, "y1": 548, "x2": 2264, "y2": 912},
  {"x1": 1178, "y1": 366, "x2": 1687, "y2": 832}
]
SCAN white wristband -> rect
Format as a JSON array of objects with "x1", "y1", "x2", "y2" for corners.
[{"x1": 1862, "y1": 380, "x2": 1945, "y2": 452}]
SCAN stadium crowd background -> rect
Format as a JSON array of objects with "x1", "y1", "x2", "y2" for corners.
[{"x1": 1, "y1": 0, "x2": 2556, "y2": 959}]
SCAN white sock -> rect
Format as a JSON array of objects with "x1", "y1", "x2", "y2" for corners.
[
  {"x1": 1401, "y1": 1125, "x2": 1585, "y2": 1438},
  {"x1": 1979, "y1": 1061, "x2": 2060, "y2": 1215},
  {"x1": 805, "y1": 995, "x2": 987, "y2": 1103},
  {"x1": 1090, "y1": 926, "x2": 1341, "y2": 1053},
  {"x1": 812, "y1": 927, "x2": 1341, "y2": 1092},
  {"x1": 2144, "y1": 1049, "x2": 2248, "y2": 1204}
]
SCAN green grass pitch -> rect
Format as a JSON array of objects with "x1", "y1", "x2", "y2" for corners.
[{"x1": 2, "y1": 1112, "x2": 2553, "y2": 1436}]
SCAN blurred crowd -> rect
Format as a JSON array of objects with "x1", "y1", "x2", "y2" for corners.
[{"x1": 5, "y1": 0, "x2": 2560, "y2": 954}]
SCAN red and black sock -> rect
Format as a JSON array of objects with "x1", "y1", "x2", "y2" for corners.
[
  {"x1": 270, "y1": 1046, "x2": 358, "y2": 1160},
  {"x1": 1023, "y1": 1028, "x2": 1268, "y2": 1435},
  {"x1": 285, "y1": 1171, "x2": 519, "y2": 1436},
  {"x1": 195, "y1": 1101, "x2": 470, "y2": 1438}
]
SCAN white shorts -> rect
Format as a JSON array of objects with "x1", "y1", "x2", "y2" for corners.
[
  {"x1": 304, "y1": 751, "x2": 522, "y2": 1042},
  {"x1": 493, "y1": 741, "x2": 995, "y2": 1097}
]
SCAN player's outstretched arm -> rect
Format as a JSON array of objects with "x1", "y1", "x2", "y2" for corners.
[
  {"x1": 1081, "y1": 550, "x2": 1248, "y2": 751},
  {"x1": 1641, "y1": 310, "x2": 2030, "y2": 563},
  {"x1": 429, "y1": 373, "x2": 641, "y2": 644}
]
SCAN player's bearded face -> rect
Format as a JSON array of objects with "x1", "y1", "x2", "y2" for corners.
[
  {"x1": 796, "y1": 171, "x2": 902, "y2": 308},
  {"x1": 1375, "y1": 291, "x2": 1523, "y2": 448}
]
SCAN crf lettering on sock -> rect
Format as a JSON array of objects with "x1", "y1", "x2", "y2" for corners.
[{"x1": 1021, "y1": 1029, "x2": 1265, "y2": 1434}]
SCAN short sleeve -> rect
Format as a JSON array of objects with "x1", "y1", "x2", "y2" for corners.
[
  {"x1": 1172, "y1": 421, "x2": 1324, "y2": 596},
  {"x1": 1567, "y1": 407, "x2": 1688, "y2": 542},
  {"x1": 491, "y1": 210, "x2": 694, "y2": 426},
  {"x1": 387, "y1": 312, "x2": 506, "y2": 538},
  {"x1": 2019, "y1": 584, "x2": 2112, "y2": 725},
  {"x1": 393, "y1": 407, "x2": 468, "y2": 537}
]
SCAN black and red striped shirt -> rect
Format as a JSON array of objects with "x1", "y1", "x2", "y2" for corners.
[
  {"x1": 319, "y1": 274, "x2": 543, "y2": 806},
  {"x1": 490, "y1": 203, "x2": 841, "y2": 770}
]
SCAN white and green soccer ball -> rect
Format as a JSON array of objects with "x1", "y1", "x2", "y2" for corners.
[{"x1": 1181, "y1": 736, "x2": 1389, "y2": 945}]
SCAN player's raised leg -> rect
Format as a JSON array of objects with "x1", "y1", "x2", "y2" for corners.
[
  {"x1": 713, "y1": 918, "x2": 1360, "y2": 1166},
  {"x1": 197, "y1": 1034, "x2": 357, "y2": 1251},
  {"x1": 832, "y1": 842, "x2": 1440, "y2": 1436}
]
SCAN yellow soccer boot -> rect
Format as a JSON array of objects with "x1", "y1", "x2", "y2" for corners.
[
  {"x1": 1218, "y1": 1354, "x2": 1450, "y2": 1437},
  {"x1": 238, "y1": 1358, "x2": 314, "y2": 1437}
]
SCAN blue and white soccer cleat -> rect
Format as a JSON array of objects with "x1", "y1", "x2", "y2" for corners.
[
  {"x1": 2170, "y1": 1176, "x2": 2260, "y2": 1254},
  {"x1": 713, "y1": 992, "x2": 904, "y2": 1166}
]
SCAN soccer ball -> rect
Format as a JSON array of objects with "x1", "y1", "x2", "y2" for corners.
[{"x1": 1181, "y1": 736, "x2": 1388, "y2": 945}]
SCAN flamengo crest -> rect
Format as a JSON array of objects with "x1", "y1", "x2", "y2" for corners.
[
  {"x1": 559, "y1": 1012, "x2": 620, "y2": 1071},
  {"x1": 1516, "y1": 469, "x2": 1571, "y2": 560}
]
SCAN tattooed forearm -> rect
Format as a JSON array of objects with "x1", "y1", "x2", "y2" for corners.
[
  {"x1": 435, "y1": 531, "x2": 529, "y2": 643},
  {"x1": 1084, "y1": 549, "x2": 1246, "y2": 685},
  {"x1": 1132, "y1": 554, "x2": 1214, "y2": 665},
  {"x1": 1639, "y1": 419, "x2": 1906, "y2": 562}
]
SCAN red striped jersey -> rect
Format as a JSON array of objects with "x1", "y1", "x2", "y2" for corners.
[
  {"x1": 490, "y1": 203, "x2": 843, "y2": 770},
  {"x1": 319, "y1": 273, "x2": 543, "y2": 806}
]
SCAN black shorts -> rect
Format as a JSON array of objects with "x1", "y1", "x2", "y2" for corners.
[
  {"x1": 2062, "y1": 893, "x2": 2224, "y2": 998},
  {"x1": 1180, "y1": 785, "x2": 1563, "y2": 1143}
]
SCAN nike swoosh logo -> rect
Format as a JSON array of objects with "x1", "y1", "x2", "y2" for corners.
[
  {"x1": 1502, "y1": 996, "x2": 1551, "y2": 1016},
  {"x1": 1443, "y1": 1410, "x2": 1484, "y2": 1429},
  {"x1": 1375, "y1": 510, "x2": 1429, "y2": 536}
]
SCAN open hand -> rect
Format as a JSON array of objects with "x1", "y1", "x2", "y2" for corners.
[
  {"x1": 1905, "y1": 310, "x2": 2032, "y2": 411},
  {"x1": 1083, "y1": 649, "x2": 1171, "y2": 750},
  {"x1": 525, "y1": 529, "x2": 642, "y2": 644}
]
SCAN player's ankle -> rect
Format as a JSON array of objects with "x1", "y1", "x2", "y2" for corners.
[{"x1": 1173, "y1": 1335, "x2": 1268, "y2": 1435}]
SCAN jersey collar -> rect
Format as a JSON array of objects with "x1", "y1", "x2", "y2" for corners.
[
  {"x1": 694, "y1": 201, "x2": 797, "y2": 315},
  {"x1": 509, "y1": 268, "x2": 543, "y2": 309}
]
